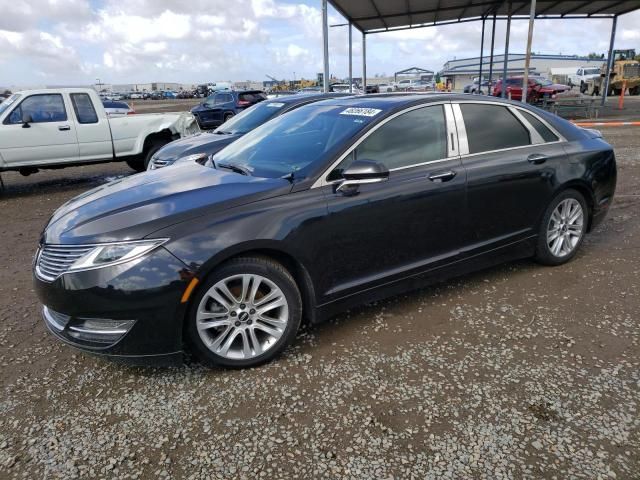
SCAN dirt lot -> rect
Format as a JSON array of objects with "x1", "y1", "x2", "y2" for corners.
[{"x1": 0, "y1": 124, "x2": 638, "y2": 479}]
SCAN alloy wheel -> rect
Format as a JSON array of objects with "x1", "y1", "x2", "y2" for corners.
[
  {"x1": 196, "y1": 274, "x2": 289, "y2": 360},
  {"x1": 546, "y1": 198, "x2": 584, "y2": 258}
]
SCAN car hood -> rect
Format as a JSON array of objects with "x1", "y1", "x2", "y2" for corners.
[
  {"x1": 154, "y1": 132, "x2": 242, "y2": 161},
  {"x1": 42, "y1": 163, "x2": 291, "y2": 245}
]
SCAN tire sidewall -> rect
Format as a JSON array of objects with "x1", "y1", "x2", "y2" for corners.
[
  {"x1": 186, "y1": 258, "x2": 302, "y2": 368},
  {"x1": 144, "y1": 140, "x2": 168, "y2": 169},
  {"x1": 535, "y1": 189, "x2": 588, "y2": 266}
]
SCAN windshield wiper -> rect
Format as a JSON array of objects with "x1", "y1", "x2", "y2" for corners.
[{"x1": 217, "y1": 162, "x2": 251, "y2": 176}]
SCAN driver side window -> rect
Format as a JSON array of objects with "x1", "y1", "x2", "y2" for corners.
[
  {"x1": 327, "y1": 105, "x2": 447, "y2": 180},
  {"x1": 7, "y1": 94, "x2": 67, "y2": 125}
]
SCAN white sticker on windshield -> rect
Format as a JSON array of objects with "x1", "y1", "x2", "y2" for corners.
[
  {"x1": 266, "y1": 102, "x2": 285, "y2": 108},
  {"x1": 340, "y1": 107, "x2": 382, "y2": 117}
]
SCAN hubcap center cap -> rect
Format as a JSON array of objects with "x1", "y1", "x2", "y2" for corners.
[{"x1": 238, "y1": 311, "x2": 250, "y2": 322}]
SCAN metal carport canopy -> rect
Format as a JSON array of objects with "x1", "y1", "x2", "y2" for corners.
[
  {"x1": 328, "y1": 0, "x2": 640, "y2": 33},
  {"x1": 324, "y1": 0, "x2": 640, "y2": 105}
]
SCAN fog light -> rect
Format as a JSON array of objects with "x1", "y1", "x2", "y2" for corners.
[{"x1": 68, "y1": 318, "x2": 135, "y2": 344}]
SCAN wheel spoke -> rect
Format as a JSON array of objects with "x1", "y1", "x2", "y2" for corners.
[
  {"x1": 240, "y1": 330, "x2": 252, "y2": 358},
  {"x1": 568, "y1": 209, "x2": 583, "y2": 225},
  {"x1": 218, "y1": 282, "x2": 239, "y2": 305},
  {"x1": 209, "y1": 289, "x2": 234, "y2": 310},
  {"x1": 198, "y1": 310, "x2": 228, "y2": 320},
  {"x1": 547, "y1": 228, "x2": 561, "y2": 242},
  {"x1": 248, "y1": 328, "x2": 263, "y2": 356},
  {"x1": 551, "y1": 236, "x2": 563, "y2": 256},
  {"x1": 254, "y1": 289, "x2": 278, "y2": 307},
  {"x1": 254, "y1": 322, "x2": 282, "y2": 339},
  {"x1": 258, "y1": 314, "x2": 287, "y2": 329},
  {"x1": 249, "y1": 276, "x2": 262, "y2": 305},
  {"x1": 218, "y1": 328, "x2": 240, "y2": 357},
  {"x1": 240, "y1": 275, "x2": 252, "y2": 304},
  {"x1": 257, "y1": 296, "x2": 286, "y2": 316},
  {"x1": 198, "y1": 319, "x2": 231, "y2": 330},
  {"x1": 209, "y1": 324, "x2": 233, "y2": 350}
]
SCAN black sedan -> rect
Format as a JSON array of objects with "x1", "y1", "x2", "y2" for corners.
[
  {"x1": 148, "y1": 93, "x2": 349, "y2": 170},
  {"x1": 34, "y1": 94, "x2": 616, "y2": 368}
]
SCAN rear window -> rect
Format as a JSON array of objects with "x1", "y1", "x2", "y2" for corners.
[
  {"x1": 520, "y1": 110, "x2": 559, "y2": 143},
  {"x1": 71, "y1": 94, "x2": 98, "y2": 124},
  {"x1": 461, "y1": 104, "x2": 531, "y2": 153},
  {"x1": 102, "y1": 101, "x2": 129, "y2": 109},
  {"x1": 239, "y1": 92, "x2": 267, "y2": 103}
]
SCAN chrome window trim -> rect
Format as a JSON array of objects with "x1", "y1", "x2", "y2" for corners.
[
  {"x1": 508, "y1": 106, "x2": 544, "y2": 144},
  {"x1": 451, "y1": 100, "x2": 566, "y2": 160},
  {"x1": 311, "y1": 101, "x2": 455, "y2": 189},
  {"x1": 451, "y1": 104, "x2": 469, "y2": 155}
]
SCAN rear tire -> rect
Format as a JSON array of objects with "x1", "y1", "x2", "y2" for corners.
[
  {"x1": 534, "y1": 189, "x2": 588, "y2": 266},
  {"x1": 223, "y1": 112, "x2": 234, "y2": 123},
  {"x1": 186, "y1": 256, "x2": 302, "y2": 368}
]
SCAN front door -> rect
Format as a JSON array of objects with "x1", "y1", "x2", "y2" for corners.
[
  {"x1": 0, "y1": 93, "x2": 79, "y2": 167},
  {"x1": 315, "y1": 104, "x2": 468, "y2": 302}
]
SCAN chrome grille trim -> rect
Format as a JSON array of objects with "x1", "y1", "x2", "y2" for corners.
[{"x1": 35, "y1": 244, "x2": 94, "y2": 282}]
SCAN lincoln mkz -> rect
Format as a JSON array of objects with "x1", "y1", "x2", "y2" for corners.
[{"x1": 33, "y1": 94, "x2": 616, "y2": 368}]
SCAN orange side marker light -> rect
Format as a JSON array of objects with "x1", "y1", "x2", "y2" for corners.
[{"x1": 181, "y1": 277, "x2": 200, "y2": 303}]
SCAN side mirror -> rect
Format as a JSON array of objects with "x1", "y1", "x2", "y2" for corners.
[
  {"x1": 336, "y1": 160, "x2": 389, "y2": 194},
  {"x1": 22, "y1": 113, "x2": 33, "y2": 128}
]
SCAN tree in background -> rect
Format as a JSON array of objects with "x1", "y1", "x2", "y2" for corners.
[{"x1": 587, "y1": 52, "x2": 605, "y2": 59}]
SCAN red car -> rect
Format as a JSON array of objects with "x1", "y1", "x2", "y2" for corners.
[{"x1": 492, "y1": 77, "x2": 570, "y2": 103}]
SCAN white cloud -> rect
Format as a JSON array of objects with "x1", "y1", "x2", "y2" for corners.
[{"x1": 0, "y1": 0, "x2": 638, "y2": 87}]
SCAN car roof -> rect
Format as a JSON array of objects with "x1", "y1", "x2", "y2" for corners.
[
  {"x1": 311, "y1": 92, "x2": 548, "y2": 111},
  {"x1": 266, "y1": 93, "x2": 352, "y2": 106}
]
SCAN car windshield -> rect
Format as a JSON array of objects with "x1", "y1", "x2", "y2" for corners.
[
  {"x1": 215, "y1": 101, "x2": 287, "y2": 135},
  {"x1": 0, "y1": 94, "x2": 20, "y2": 115},
  {"x1": 210, "y1": 104, "x2": 380, "y2": 179},
  {"x1": 533, "y1": 78, "x2": 553, "y2": 86}
]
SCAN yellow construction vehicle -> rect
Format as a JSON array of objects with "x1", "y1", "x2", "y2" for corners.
[{"x1": 586, "y1": 49, "x2": 640, "y2": 96}]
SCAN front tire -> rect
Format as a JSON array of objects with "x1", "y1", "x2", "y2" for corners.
[
  {"x1": 534, "y1": 189, "x2": 588, "y2": 266},
  {"x1": 126, "y1": 139, "x2": 169, "y2": 172},
  {"x1": 186, "y1": 256, "x2": 302, "y2": 368}
]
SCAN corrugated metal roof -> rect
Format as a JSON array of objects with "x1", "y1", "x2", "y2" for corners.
[{"x1": 329, "y1": 0, "x2": 640, "y2": 33}]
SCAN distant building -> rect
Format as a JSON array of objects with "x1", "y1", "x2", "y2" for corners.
[{"x1": 441, "y1": 53, "x2": 607, "y2": 90}]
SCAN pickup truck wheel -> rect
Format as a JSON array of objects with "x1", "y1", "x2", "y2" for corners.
[{"x1": 126, "y1": 139, "x2": 169, "y2": 172}]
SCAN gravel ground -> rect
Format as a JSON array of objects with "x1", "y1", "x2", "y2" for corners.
[{"x1": 0, "y1": 126, "x2": 638, "y2": 479}]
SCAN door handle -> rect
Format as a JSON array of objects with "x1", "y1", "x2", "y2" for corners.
[
  {"x1": 428, "y1": 170, "x2": 457, "y2": 182},
  {"x1": 527, "y1": 153, "x2": 547, "y2": 164},
  {"x1": 58, "y1": 125, "x2": 71, "y2": 131}
]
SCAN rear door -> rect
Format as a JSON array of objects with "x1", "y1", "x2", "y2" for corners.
[
  {"x1": 454, "y1": 101, "x2": 567, "y2": 252},
  {"x1": 314, "y1": 103, "x2": 469, "y2": 301},
  {"x1": 0, "y1": 93, "x2": 79, "y2": 167},
  {"x1": 69, "y1": 92, "x2": 113, "y2": 162}
]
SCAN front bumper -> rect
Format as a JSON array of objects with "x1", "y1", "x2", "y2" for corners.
[{"x1": 34, "y1": 247, "x2": 193, "y2": 365}]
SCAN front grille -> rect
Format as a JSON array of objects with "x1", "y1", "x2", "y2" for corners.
[{"x1": 36, "y1": 244, "x2": 94, "y2": 281}]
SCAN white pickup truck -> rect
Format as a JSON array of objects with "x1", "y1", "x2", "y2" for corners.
[
  {"x1": 0, "y1": 88, "x2": 199, "y2": 175},
  {"x1": 568, "y1": 66, "x2": 602, "y2": 93}
]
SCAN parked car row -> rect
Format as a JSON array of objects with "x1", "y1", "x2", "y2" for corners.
[
  {"x1": 190, "y1": 90, "x2": 268, "y2": 129},
  {"x1": 28, "y1": 90, "x2": 617, "y2": 370}
]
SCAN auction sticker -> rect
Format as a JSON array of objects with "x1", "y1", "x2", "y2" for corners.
[
  {"x1": 266, "y1": 102, "x2": 285, "y2": 108},
  {"x1": 340, "y1": 107, "x2": 382, "y2": 117}
]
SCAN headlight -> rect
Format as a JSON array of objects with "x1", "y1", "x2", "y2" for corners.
[
  {"x1": 176, "y1": 153, "x2": 209, "y2": 165},
  {"x1": 69, "y1": 239, "x2": 167, "y2": 272}
]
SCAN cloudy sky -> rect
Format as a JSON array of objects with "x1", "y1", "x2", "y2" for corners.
[{"x1": 0, "y1": 0, "x2": 639, "y2": 88}]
